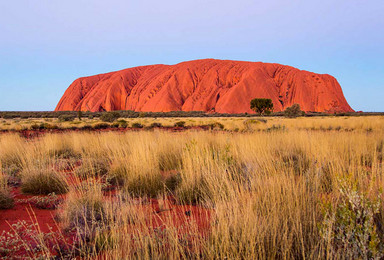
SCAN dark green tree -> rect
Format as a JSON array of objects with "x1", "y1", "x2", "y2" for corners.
[{"x1": 250, "y1": 98, "x2": 274, "y2": 115}]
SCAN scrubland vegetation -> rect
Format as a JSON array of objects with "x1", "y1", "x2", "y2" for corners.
[{"x1": 0, "y1": 116, "x2": 383, "y2": 259}]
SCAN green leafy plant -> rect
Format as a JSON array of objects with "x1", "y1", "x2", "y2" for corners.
[{"x1": 320, "y1": 181, "x2": 383, "y2": 259}]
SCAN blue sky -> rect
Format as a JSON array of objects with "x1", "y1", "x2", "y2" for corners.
[{"x1": 0, "y1": 0, "x2": 383, "y2": 111}]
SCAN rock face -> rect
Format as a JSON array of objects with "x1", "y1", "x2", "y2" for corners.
[{"x1": 55, "y1": 59, "x2": 353, "y2": 113}]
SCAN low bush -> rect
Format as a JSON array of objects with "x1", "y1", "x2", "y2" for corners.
[
  {"x1": 100, "y1": 112, "x2": 120, "y2": 123},
  {"x1": 111, "y1": 122, "x2": 120, "y2": 128},
  {"x1": 21, "y1": 169, "x2": 68, "y2": 195},
  {"x1": 93, "y1": 123, "x2": 110, "y2": 129},
  {"x1": 206, "y1": 122, "x2": 224, "y2": 130},
  {"x1": 31, "y1": 123, "x2": 59, "y2": 130},
  {"x1": 320, "y1": 182, "x2": 383, "y2": 259},
  {"x1": 174, "y1": 121, "x2": 186, "y2": 127},
  {"x1": 116, "y1": 119, "x2": 128, "y2": 128},
  {"x1": 81, "y1": 124, "x2": 93, "y2": 130},
  {"x1": 284, "y1": 104, "x2": 305, "y2": 118},
  {"x1": 149, "y1": 122, "x2": 163, "y2": 128},
  {"x1": 58, "y1": 115, "x2": 75, "y2": 122},
  {"x1": 131, "y1": 122, "x2": 143, "y2": 129}
]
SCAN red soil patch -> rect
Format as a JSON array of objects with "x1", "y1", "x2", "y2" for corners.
[
  {"x1": 0, "y1": 189, "x2": 59, "y2": 234},
  {"x1": 1, "y1": 172, "x2": 212, "y2": 258}
]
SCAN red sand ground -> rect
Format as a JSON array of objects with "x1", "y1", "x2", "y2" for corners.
[{"x1": 0, "y1": 164, "x2": 211, "y2": 258}]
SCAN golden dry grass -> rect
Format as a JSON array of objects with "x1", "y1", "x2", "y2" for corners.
[{"x1": 0, "y1": 116, "x2": 383, "y2": 259}]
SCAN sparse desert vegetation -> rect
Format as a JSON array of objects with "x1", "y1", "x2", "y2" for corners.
[{"x1": 0, "y1": 116, "x2": 383, "y2": 259}]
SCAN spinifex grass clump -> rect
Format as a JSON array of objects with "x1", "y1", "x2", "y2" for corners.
[
  {"x1": 0, "y1": 173, "x2": 14, "y2": 209},
  {"x1": 0, "y1": 134, "x2": 25, "y2": 171},
  {"x1": 110, "y1": 161, "x2": 164, "y2": 197},
  {"x1": 50, "y1": 146, "x2": 81, "y2": 160},
  {"x1": 21, "y1": 168, "x2": 68, "y2": 195},
  {"x1": 75, "y1": 158, "x2": 110, "y2": 179},
  {"x1": 277, "y1": 146, "x2": 312, "y2": 175},
  {"x1": 175, "y1": 140, "x2": 242, "y2": 204},
  {"x1": 60, "y1": 182, "x2": 122, "y2": 256},
  {"x1": 63, "y1": 184, "x2": 108, "y2": 235},
  {"x1": 0, "y1": 189, "x2": 14, "y2": 209},
  {"x1": 157, "y1": 144, "x2": 183, "y2": 171}
]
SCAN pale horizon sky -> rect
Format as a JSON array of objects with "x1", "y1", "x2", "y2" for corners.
[{"x1": 0, "y1": 0, "x2": 383, "y2": 111}]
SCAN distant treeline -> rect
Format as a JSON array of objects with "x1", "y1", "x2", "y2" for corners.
[{"x1": 0, "y1": 110, "x2": 382, "y2": 119}]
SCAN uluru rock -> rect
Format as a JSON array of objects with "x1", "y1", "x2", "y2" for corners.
[{"x1": 55, "y1": 59, "x2": 353, "y2": 113}]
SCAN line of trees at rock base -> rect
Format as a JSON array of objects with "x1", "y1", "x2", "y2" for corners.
[{"x1": 0, "y1": 102, "x2": 375, "y2": 120}]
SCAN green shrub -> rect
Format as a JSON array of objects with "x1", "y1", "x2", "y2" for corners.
[
  {"x1": 138, "y1": 112, "x2": 147, "y2": 118},
  {"x1": 81, "y1": 124, "x2": 93, "y2": 130},
  {"x1": 93, "y1": 123, "x2": 110, "y2": 129},
  {"x1": 174, "y1": 121, "x2": 186, "y2": 127},
  {"x1": 100, "y1": 112, "x2": 120, "y2": 123},
  {"x1": 149, "y1": 122, "x2": 163, "y2": 128},
  {"x1": 111, "y1": 122, "x2": 120, "y2": 128},
  {"x1": 21, "y1": 169, "x2": 68, "y2": 195},
  {"x1": 58, "y1": 115, "x2": 75, "y2": 122},
  {"x1": 206, "y1": 122, "x2": 224, "y2": 130},
  {"x1": 131, "y1": 122, "x2": 143, "y2": 129},
  {"x1": 320, "y1": 182, "x2": 383, "y2": 259},
  {"x1": 117, "y1": 119, "x2": 128, "y2": 128},
  {"x1": 31, "y1": 123, "x2": 59, "y2": 130},
  {"x1": 30, "y1": 124, "x2": 40, "y2": 130},
  {"x1": 284, "y1": 104, "x2": 305, "y2": 118}
]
